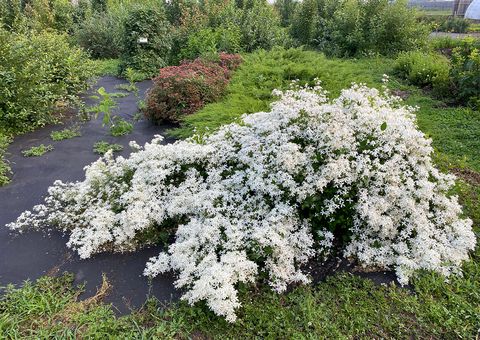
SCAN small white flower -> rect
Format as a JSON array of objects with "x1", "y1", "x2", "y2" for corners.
[{"x1": 7, "y1": 81, "x2": 475, "y2": 321}]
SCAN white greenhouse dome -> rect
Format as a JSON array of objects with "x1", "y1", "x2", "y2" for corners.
[{"x1": 465, "y1": 0, "x2": 480, "y2": 19}]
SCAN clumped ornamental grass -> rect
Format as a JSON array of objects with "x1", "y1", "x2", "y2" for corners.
[{"x1": 8, "y1": 83, "x2": 476, "y2": 322}]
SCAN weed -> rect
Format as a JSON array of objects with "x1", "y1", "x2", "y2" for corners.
[
  {"x1": 109, "y1": 92, "x2": 129, "y2": 98},
  {"x1": 110, "y1": 119, "x2": 133, "y2": 136},
  {"x1": 89, "y1": 87, "x2": 117, "y2": 127},
  {"x1": 22, "y1": 144, "x2": 54, "y2": 157},
  {"x1": 137, "y1": 100, "x2": 146, "y2": 111},
  {"x1": 50, "y1": 128, "x2": 81, "y2": 141},
  {"x1": 93, "y1": 141, "x2": 123, "y2": 155},
  {"x1": 114, "y1": 68, "x2": 139, "y2": 96}
]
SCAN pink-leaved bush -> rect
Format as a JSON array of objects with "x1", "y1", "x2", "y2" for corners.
[{"x1": 144, "y1": 53, "x2": 242, "y2": 123}]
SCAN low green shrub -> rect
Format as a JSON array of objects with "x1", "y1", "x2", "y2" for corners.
[
  {"x1": 119, "y1": 6, "x2": 173, "y2": 78},
  {"x1": 451, "y1": 39, "x2": 480, "y2": 108},
  {"x1": 393, "y1": 51, "x2": 451, "y2": 94},
  {"x1": 74, "y1": 12, "x2": 123, "y2": 59},
  {"x1": 357, "y1": 26, "x2": 477, "y2": 109},
  {"x1": 0, "y1": 29, "x2": 94, "y2": 134},
  {"x1": 291, "y1": 0, "x2": 428, "y2": 57},
  {"x1": 438, "y1": 17, "x2": 470, "y2": 33}
]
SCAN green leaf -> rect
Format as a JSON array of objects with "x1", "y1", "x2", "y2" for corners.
[
  {"x1": 98, "y1": 87, "x2": 107, "y2": 96},
  {"x1": 102, "y1": 114, "x2": 110, "y2": 125}
]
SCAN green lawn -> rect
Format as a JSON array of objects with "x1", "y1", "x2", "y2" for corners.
[
  {"x1": 91, "y1": 58, "x2": 121, "y2": 77},
  {"x1": 1, "y1": 49, "x2": 479, "y2": 338},
  {"x1": 1, "y1": 265, "x2": 478, "y2": 338},
  {"x1": 419, "y1": 9, "x2": 451, "y2": 17}
]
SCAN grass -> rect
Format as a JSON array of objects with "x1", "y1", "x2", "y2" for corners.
[
  {"x1": 413, "y1": 94, "x2": 480, "y2": 172},
  {"x1": 91, "y1": 59, "x2": 120, "y2": 77},
  {"x1": 93, "y1": 141, "x2": 124, "y2": 155},
  {"x1": 1, "y1": 48, "x2": 479, "y2": 337},
  {"x1": 21, "y1": 144, "x2": 54, "y2": 157},
  {"x1": 1, "y1": 266, "x2": 478, "y2": 338},
  {"x1": 468, "y1": 23, "x2": 480, "y2": 33},
  {"x1": 50, "y1": 128, "x2": 81, "y2": 141},
  {"x1": 419, "y1": 9, "x2": 451, "y2": 17}
]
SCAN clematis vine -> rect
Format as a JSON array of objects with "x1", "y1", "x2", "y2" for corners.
[{"x1": 8, "y1": 82, "x2": 476, "y2": 322}]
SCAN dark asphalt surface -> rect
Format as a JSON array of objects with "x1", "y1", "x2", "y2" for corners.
[{"x1": 0, "y1": 76, "x2": 180, "y2": 313}]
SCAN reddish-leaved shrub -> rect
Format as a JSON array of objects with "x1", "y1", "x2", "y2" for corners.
[
  {"x1": 144, "y1": 54, "x2": 242, "y2": 123},
  {"x1": 218, "y1": 52, "x2": 243, "y2": 73}
]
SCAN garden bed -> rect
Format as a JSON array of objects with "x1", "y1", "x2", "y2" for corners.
[
  {"x1": 0, "y1": 71, "x2": 404, "y2": 316},
  {"x1": 0, "y1": 76, "x2": 179, "y2": 313},
  {"x1": 1, "y1": 49, "x2": 479, "y2": 337}
]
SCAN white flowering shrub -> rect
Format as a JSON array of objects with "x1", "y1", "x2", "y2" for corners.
[{"x1": 8, "y1": 82, "x2": 476, "y2": 322}]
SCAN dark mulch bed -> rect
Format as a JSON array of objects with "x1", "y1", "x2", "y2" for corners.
[{"x1": 0, "y1": 76, "x2": 179, "y2": 314}]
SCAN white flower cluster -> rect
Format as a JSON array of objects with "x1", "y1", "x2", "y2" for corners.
[{"x1": 8, "y1": 82, "x2": 476, "y2": 322}]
